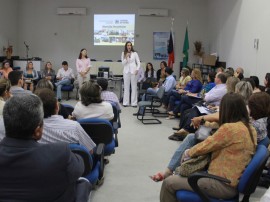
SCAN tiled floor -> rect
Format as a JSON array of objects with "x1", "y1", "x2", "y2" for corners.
[{"x1": 62, "y1": 95, "x2": 269, "y2": 202}]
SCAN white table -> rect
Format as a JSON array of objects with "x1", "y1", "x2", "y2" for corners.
[{"x1": 90, "y1": 61, "x2": 145, "y2": 76}]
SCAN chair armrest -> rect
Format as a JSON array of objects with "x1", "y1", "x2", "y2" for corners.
[
  {"x1": 94, "y1": 143, "x2": 105, "y2": 180},
  {"x1": 188, "y1": 171, "x2": 231, "y2": 202},
  {"x1": 95, "y1": 143, "x2": 105, "y2": 158}
]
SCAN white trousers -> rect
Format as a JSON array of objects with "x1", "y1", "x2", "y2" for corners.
[{"x1": 123, "y1": 72, "x2": 137, "y2": 106}]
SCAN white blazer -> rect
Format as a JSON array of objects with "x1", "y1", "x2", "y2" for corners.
[{"x1": 121, "y1": 51, "x2": 140, "y2": 74}]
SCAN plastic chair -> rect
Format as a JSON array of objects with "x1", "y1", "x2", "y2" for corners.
[
  {"x1": 61, "y1": 78, "x2": 74, "y2": 100},
  {"x1": 110, "y1": 102, "x2": 121, "y2": 147},
  {"x1": 176, "y1": 145, "x2": 269, "y2": 202},
  {"x1": 77, "y1": 118, "x2": 116, "y2": 156},
  {"x1": 69, "y1": 143, "x2": 104, "y2": 186}
]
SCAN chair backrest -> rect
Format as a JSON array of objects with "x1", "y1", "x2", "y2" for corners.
[
  {"x1": 238, "y1": 145, "x2": 269, "y2": 196},
  {"x1": 156, "y1": 86, "x2": 165, "y2": 99},
  {"x1": 110, "y1": 102, "x2": 121, "y2": 128},
  {"x1": 69, "y1": 143, "x2": 92, "y2": 176},
  {"x1": 77, "y1": 118, "x2": 114, "y2": 145},
  {"x1": 61, "y1": 104, "x2": 74, "y2": 116}
]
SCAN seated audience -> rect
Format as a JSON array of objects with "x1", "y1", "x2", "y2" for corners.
[
  {"x1": 157, "y1": 91, "x2": 269, "y2": 183},
  {"x1": 0, "y1": 79, "x2": 11, "y2": 115},
  {"x1": 35, "y1": 79, "x2": 70, "y2": 119},
  {"x1": 216, "y1": 66, "x2": 224, "y2": 73},
  {"x1": 135, "y1": 67, "x2": 176, "y2": 115},
  {"x1": 159, "y1": 93, "x2": 256, "y2": 201},
  {"x1": 8, "y1": 71, "x2": 32, "y2": 96},
  {"x1": 248, "y1": 92, "x2": 270, "y2": 145},
  {"x1": 169, "y1": 73, "x2": 227, "y2": 138},
  {"x1": 144, "y1": 62, "x2": 157, "y2": 80},
  {"x1": 23, "y1": 61, "x2": 39, "y2": 92},
  {"x1": 97, "y1": 78, "x2": 121, "y2": 110},
  {"x1": 55, "y1": 61, "x2": 75, "y2": 102},
  {"x1": 0, "y1": 60, "x2": 13, "y2": 79},
  {"x1": 72, "y1": 80, "x2": 114, "y2": 120},
  {"x1": 41, "y1": 61, "x2": 56, "y2": 83},
  {"x1": 250, "y1": 76, "x2": 262, "y2": 93},
  {"x1": 165, "y1": 68, "x2": 203, "y2": 116},
  {"x1": 264, "y1": 73, "x2": 270, "y2": 95},
  {"x1": 35, "y1": 88, "x2": 96, "y2": 152},
  {"x1": 175, "y1": 68, "x2": 191, "y2": 90},
  {"x1": 0, "y1": 94, "x2": 91, "y2": 201},
  {"x1": 156, "y1": 61, "x2": 167, "y2": 84},
  {"x1": 234, "y1": 67, "x2": 244, "y2": 78},
  {"x1": 224, "y1": 67, "x2": 234, "y2": 77}
]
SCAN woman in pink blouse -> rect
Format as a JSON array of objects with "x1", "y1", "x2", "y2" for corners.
[
  {"x1": 160, "y1": 93, "x2": 257, "y2": 202},
  {"x1": 76, "y1": 48, "x2": 91, "y2": 99}
]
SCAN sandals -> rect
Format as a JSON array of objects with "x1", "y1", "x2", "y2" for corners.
[{"x1": 150, "y1": 172, "x2": 164, "y2": 182}]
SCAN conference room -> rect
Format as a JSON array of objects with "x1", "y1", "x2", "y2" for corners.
[{"x1": 0, "y1": 0, "x2": 270, "y2": 201}]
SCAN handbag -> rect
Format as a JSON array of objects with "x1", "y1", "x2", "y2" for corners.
[
  {"x1": 175, "y1": 154, "x2": 210, "y2": 177},
  {"x1": 195, "y1": 125, "x2": 212, "y2": 141}
]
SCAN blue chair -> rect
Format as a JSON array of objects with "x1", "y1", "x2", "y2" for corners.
[
  {"x1": 77, "y1": 118, "x2": 116, "y2": 156},
  {"x1": 61, "y1": 78, "x2": 75, "y2": 100},
  {"x1": 61, "y1": 103, "x2": 74, "y2": 115},
  {"x1": 69, "y1": 143, "x2": 104, "y2": 185},
  {"x1": 110, "y1": 102, "x2": 121, "y2": 147},
  {"x1": 176, "y1": 145, "x2": 269, "y2": 202}
]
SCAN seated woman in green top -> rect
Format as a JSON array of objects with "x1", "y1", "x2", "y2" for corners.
[{"x1": 23, "y1": 61, "x2": 39, "y2": 92}]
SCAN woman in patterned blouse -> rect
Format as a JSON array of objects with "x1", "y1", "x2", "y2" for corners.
[{"x1": 160, "y1": 93, "x2": 257, "y2": 202}]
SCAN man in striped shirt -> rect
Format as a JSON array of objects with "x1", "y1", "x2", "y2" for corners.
[{"x1": 35, "y1": 88, "x2": 96, "y2": 152}]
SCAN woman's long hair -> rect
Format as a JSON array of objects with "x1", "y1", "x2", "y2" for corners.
[
  {"x1": 219, "y1": 93, "x2": 255, "y2": 145},
  {"x1": 123, "y1": 41, "x2": 135, "y2": 57},
  {"x1": 78, "y1": 48, "x2": 88, "y2": 59},
  {"x1": 192, "y1": 68, "x2": 202, "y2": 83},
  {"x1": 145, "y1": 62, "x2": 154, "y2": 78}
]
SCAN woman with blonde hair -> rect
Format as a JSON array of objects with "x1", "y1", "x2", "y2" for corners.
[
  {"x1": 176, "y1": 68, "x2": 191, "y2": 89},
  {"x1": 23, "y1": 61, "x2": 39, "y2": 92},
  {"x1": 167, "y1": 68, "x2": 203, "y2": 118},
  {"x1": 226, "y1": 76, "x2": 240, "y2": 93}
]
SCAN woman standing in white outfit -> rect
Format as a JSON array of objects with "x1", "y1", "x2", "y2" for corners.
[
  {"x1": 76, "y1": 48, "x2": 91, "y2": 99},
  {"x1": 121, "y1": 41, "x2": 140, "y2": 107}
]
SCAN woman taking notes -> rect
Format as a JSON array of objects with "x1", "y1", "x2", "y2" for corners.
[{"x1": 121, "y1": 41, "x2": 140, "y2": 107}]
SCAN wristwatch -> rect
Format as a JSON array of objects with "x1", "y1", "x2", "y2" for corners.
[{"x1": 200, "y1": 116, "x2": 205, "y2": 125}]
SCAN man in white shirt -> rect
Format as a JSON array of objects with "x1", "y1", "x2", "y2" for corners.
[
  {"x1": 35, "y1": 88, "x2": 96, "y2": 152},
  {"x1": 55, "y1": 61, "x2": 74, "y2": 102}
]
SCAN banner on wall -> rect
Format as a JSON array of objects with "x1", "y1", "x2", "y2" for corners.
[{"x1": 153, "y1": 32, "x2": 170, "y2": 60}]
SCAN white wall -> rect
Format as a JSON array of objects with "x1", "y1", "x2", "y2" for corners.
[
  {"x1": 2, "y1": 0, "x2": 209, "y2": 77},
  {"x1": 0, "y1": 0, "x2": 18, "y2": 56},
  {"x1": 208, "y1": 0, "x2": 270, "y2": 85}
]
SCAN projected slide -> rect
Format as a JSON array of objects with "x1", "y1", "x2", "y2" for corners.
[{"x1": 94, "y1": 14, "x2": 135, "y2": 46}]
